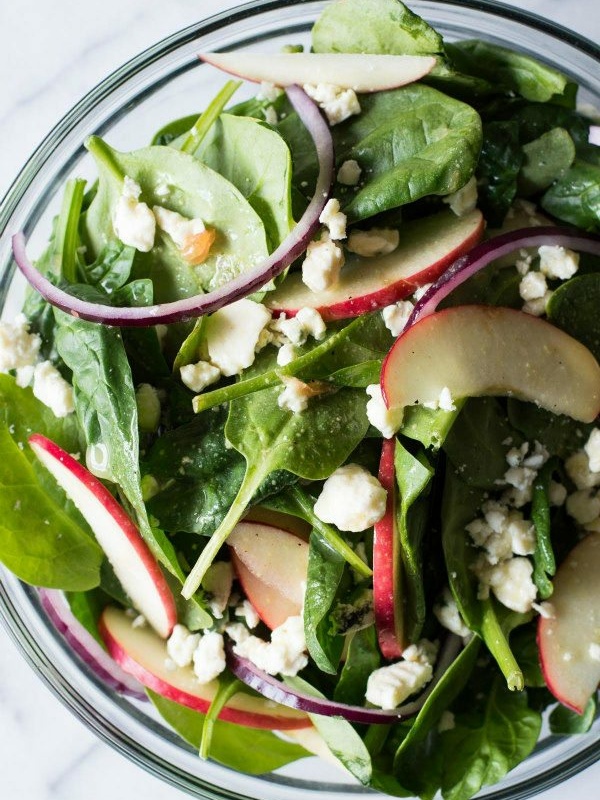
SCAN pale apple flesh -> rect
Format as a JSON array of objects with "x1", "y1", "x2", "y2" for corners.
[
  {"x1": 266, "y1": 210, "x2": 484, "y2": 321},
  {"x1": 200, "y1": 52, "x2": 437, "y2": 93},
  {"x1": 228, "y1": 521, "x2": 309, "y2": 630},
  {"x1": 381, "y1": 305, "x2": 600, "y2": 424},
  {"x1": 29, "y1": 434, "x2": 177, "y2": 639},
  {"x1": 99, "y1": 606, "x2": 310, "y2": 729},
  {"x1": 538, "y1": 533, "x2": 600, "y2": 714},
  {"x1": 373, "y1": 438, "x2": 406, "y2": 660}
]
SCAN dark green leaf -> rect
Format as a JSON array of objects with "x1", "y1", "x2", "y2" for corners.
[
  {"x1": 518, "y1": 128, "x2": 575, "y2": 196},
  {"x1": 549, "y1": 696, "x2": 597, "y2": 734},
  {"x1": 334, "y1": 625, "x2": 381, "y2": 705},
  {"x1": 547, "y1": 272, "x2": 600, "y2": 360},
  {"x1": 541, "y1": 160, "x2": 600, "y2": 231}
]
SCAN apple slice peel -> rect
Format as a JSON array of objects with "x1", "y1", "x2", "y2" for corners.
[{"x1": 29, "y1": 434, "x2": 176, "y2": 639}]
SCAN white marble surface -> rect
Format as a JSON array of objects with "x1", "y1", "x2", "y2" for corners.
[{"x1": 1, "y1": 1, "x2": 599, "y2": 798}]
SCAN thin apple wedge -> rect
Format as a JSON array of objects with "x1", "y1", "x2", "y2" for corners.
[
  {"x1": 228, "y1": 521, "x2": 309, "y2": 630},
  {"x1": 29, "y1": 434, "x2": 176, "y2": 639},
  {"x1": 373, "y1": 438, "x2": 406, "y2": 660},
  {"x1": 381, "y1": 305, "x2": 600, "y2": 423},
  {"x1": 538, "y1": 533, "x2": 600, "y2": 714},
  {"x1": 200, "y1": 52, "x2": 436, "y2": 93},
  {"x1": 99, "y1": 606, "x2": 310, "y2": 729},
  {"x1": 266, "y1": 210, "x2": 484, "y2": 321}
]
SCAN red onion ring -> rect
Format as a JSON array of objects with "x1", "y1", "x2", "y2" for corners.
[
  {"x1": 39, "y1": 589, "x2": 146, "y2": 700},
  {"x1": 226, "y1": 634, "x2": 460, "y2": 725},
  {"x1": 12, "y1": 85, "x2": 334, "y2": 327},
  {"x1": 406, "y1": 226, "x2": 600, "y2": 329}
]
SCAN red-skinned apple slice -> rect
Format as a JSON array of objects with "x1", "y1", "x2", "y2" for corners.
[
  {"x1": 538, "y1": 533, "x2": 600, "y2": 714},
  {"x1": 266, "y1": 209, "x2": 484, "y2": 321},
  {"x1": 381, "y1": 305, "x2": 600, "y2": 423},
  {"x1": 373, "y1": 438, "x2": 406, "y2": 660},
  {"x1": 29, "y1": 434, "x2": 176, "y2": 639},
  {"x1": 99, "y1": 606, "x2": 310, "y2": 729},
  {"x1": 228, "y1": 521, "x2": 309, "y2": 630},
  {"x1": 200, "y1": 52, "x2": 436, "y2": 93}
]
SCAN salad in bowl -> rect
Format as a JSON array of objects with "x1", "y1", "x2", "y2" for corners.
[{"x1": 2, "y1": 0, "x2": 600, "y2": 797}]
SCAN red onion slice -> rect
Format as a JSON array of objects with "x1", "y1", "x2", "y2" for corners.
[
  {"x1": 12, "y1": 85, "x2": 334, "y2": 327},
  {"x1": 39, "y1": 589, "x2": 146, "y2": 700},
  {"x1": 226, "y1": 634, "x2": 460, "y2": 725},
  {"x1": 407, "y1": 226, "x2": 600, "y2": 329}
]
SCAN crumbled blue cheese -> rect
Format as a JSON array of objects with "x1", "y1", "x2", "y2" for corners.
[
  {"x1": 301, "y1": 237, "x2": 345, "y2": 292},
  {"x1": 113, "y1": 176, "x2": 156, "y2": 252},
  {"x1": 256, "y1": 81, "x2": 283, "y2": 102},
  {"x1": 365, "y1": 384, "x2": 404, "y2": 439},
  {"x1": 153, "y1": 205, "x2": 205, "y2": 248},
  {"x1": 337, "y1": 159, "x2": 361, "y2": 186},
  {"x1": 538, "y1": 245, "x2": 580, "y2": 280},
  {"x1": 180, "y1": 361, "x2": 221, "y2": 393},
  {"x1": 32, "y1": 361, "x2": 74, "y2": 418},
  {"x1": 270, "y1": 307, "x2": 326, "y2": 346},
  {"x1": 584, "y1": 429, "x2": 600, "y2": 473},
  {"x1": 472, "y1": 556, "x2": 537, "y2": 613},
  {"x1": 276, "y1": 342, "x2": 296, "y2": 366},
  {"x1": 549, "y1": 481, "x2": 567, "y2": 506},
  {"x1": 303, "y1": 83, "x2": 361, "y2": 125},
  {"x1": 433, "y1": 588, "x2": 470, "y2": 638},
  {"x1": 192, "y1": 631, "x2": 226, "y2": 684},
  {"x1": 346, "y1": 228, "x2": 399, "y2": 258},
  {"x1": 202, "y1": 561, "x2": 234, "y2": 619},
  {"x1": 381, "y1": 300, "x2": 414, "y2": 337},
  {"x1": 565, "y1": 449, "x2": 600, "y2": 490},
  {"x1": 204, "y1": 299, "x2": 272, "y2": 376},
  {"x1": 278, "y1": 376, "x2": 313, "y2": 414},
  {"x1": 235, "y1": 599, "x2": 260, "y2": 629},
  {"x1": 0, "y1": 313, "x2": 41, "y2": 374},
  {"x1": 442, "y1": 176, "x2": 478, "y2": 216},
  {"x1": 231, "y1": 614, "x2": 308, "y2": 676},
  {"x1": 314, "y1": 463, "x2": 387, "y2": 532},
  {"x1": 423, "y1": 386, "x2": 456, "y2": 412},
  {"x1": 566, "y1": 489, "x2": 600, "y2": 525},
  {"x1": 319, "y1": 198, "x2": 347, "y2": 240},
  {"x1": 519, "y1": 271, "x2": 547, "y2": 301},
  {"x1": 365, "y1": 639, "x2": 437, "y2": 709},
  {"x1": 263, "y1": 106, "x2": 278, "y2": 126},
  {"x1": 167, "y1": 624, "x2": 200, "y2": 668}
]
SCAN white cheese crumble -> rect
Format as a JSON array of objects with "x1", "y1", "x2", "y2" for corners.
[
  {"x1": 519, "y1": 271, "x2": 547, "y2": 301},
  {"x1": 277, "y1": 342, "x2": 297, "y2": 366},
  {"x1": 0, "y1": 313, "x2": 41, "y2": 373},
  {"x1": 301, "y1": 237, "x2": 345, "y2": 292},
  {"x1": 113, "y1": 176, "x2": 156, "y2": 252},
  {"x1": 204, "y1": 299, "x2": 272, "y2": 376},
  {"x1": 180, "y1": 361, "x2": 221, "y2": 393},
  {"x1": 202, "y1": 561, "x2": 234, "y2": 619},
  {"x1": 346, "y1": 228, "x2": 399, "y2": 258},
  {"x1": 303, "y1": 83, "x2": 361, "y2": 126},
  {"x1": 365, "y1": 639, "x2": 437, "y2": 709},
  {"x1": 433, "y1": 588, "x2": 470, "y2": 638},
  {"x1": 192, "y1": 631, "x2": 226, "y2": 684},
  {"x1": 584, "y1": 429, "x2": 600, "y2": 473},
  {"x1": 538, "y1": 245, "x2": 580, "y2": 280},
  {"x1": 566, "y1": 489, "x2": 600, "y2": 525},
  {"x1": 423, "y1": 386, "x2": 456, "y2": 412},
  {"x1": 319, "y1": 198, "x2": 347, "y2": 240},
  {"x1": 263, "y1": 106, "x2": 278, "y2": 126},
  {"x1": 278, "y1": 376, "x2": 313, "y2": 414},
  {"x1": 314, "y1": 463, "x2": 387, "y2": 532},
  {"x1": 167, "y1": 624, "x2": 200, "y2": 668},
  {"x1": 270, "y1": 307, "x2": 326, "y2": 346},
  {"x1": 337, "y1": 159, "x2": 361, "y2": 186},
  {"x1": 442, "y1": 176, "x2": 478, "y2": 217},
  {"x1": 232, "y1": 614, "x2": 308, "y2": 676},
  {"x1": 473, "y1": 556, "x2": 537, "y2": 613},
  {"x1": 565, "y1": 449, "x2": 600, "y2": 490},
  {"x1": 588, "y1": 642, "x2": 600, "y2": 662},
  {"x1": 381, "y1": 300, "x2": 414, "y2": 337},
  {"x1": 549, "y1": 481, "x2": 567, "y2": 506},
  {"x1": 32, "y1": 361, "x2": 74, "y2": 418},
  {"x1": 235, "y1": 599, "x2": 260, "y2": 629},
  {"x1": 365, "y1": 383, "x2": 404, "y2": 439},
  {"x1": 153, "y1": 205, "x2": 205, "y2": 248},
  {"x1": 256, "y1": 81, "x2": 282, "y2": 102}
]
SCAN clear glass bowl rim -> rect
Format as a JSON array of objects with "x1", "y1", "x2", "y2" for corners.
[{"x1": 1, "y1": 1, "x2": 600, "y2": 799}]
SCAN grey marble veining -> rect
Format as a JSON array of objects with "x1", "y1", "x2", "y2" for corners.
[{"x1": 0, "y1": 1, "x2": 599, "y2": 798}]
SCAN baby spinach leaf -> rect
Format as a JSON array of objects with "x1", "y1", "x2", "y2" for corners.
[
  {"x1": 518, "y1": 127, "x2": 576, "y2": 196},
  {"x1": 79, "y1": 241, "x2": 135, "y2": 293},
  {"x1": 147, "y1": 691, "x2": 308, "y2": 772},
  {"x1": 439, "y1": 674, "x2": 541, "y2": 800},
  {"x1": 334, "y1": 625, "x2": 381, "y2": 706},
  {"x1": 400, "y1": 404, "x2": 461, "y2": 450},
  {"x1": 541, "y1": 160, "x2": 600, "y2": 231},
  {"x1": 283, "y1": 675, "x2": 373, "y2": 785},
  {"x1": 84, "y1": 137, "x2": 269, "y2": 302},
  {"x1": 531, "y1": 459, "x2": 557, "y2": 599},
  {"x1": 394, "y1": 439, "x2": 434, "y2": 641},
  {"x1": 0, "y1": 426, "x2": 102, "y2": 590},
  {"x1": 448, "y1": 40, "x2": 576, "y2": 105},
  {"x1": 328, "y1": 360, "x2": 382, "y2": 388},
  {"x1": 510, "y1": 625, "x2": 545, "y2": 688},
  {"x1": 332, "y1": 86, "x2": 482, "y2": 222},
  {"x1": 312, "y1": 0, "x2": 444, "y2": 59},
  {"x1": 549, "y1": 696, "x2": 597, "y2": 734},
  {"x1": 547, "y1": 273, "x2": 600, "y2": 360},
  {"x1": 507, "y1": 398, "x2": 592, "y2": 459},
  {"x1": 152, "y1": 114, "x2": 199, "y2": 146},
  {"x1": 476, "y1": 120, "x2": 522, "y2": 226},
  {"x1": 304, "y1": 532, "x2": 346, "y2": 674},
  {"x1": 66, "y1": 589, "x2": 110, "y2": 644}
]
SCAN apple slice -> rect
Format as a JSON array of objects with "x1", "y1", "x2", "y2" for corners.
[
  {"x1": 99, "y1": 606, "x2": 310, "y2": 729},
  {"x1": 29, "y1": 434, "x2": 176, "y2": 639},
  {"x1": 200, "y1": 52, "x2": 436, "y2": 93},
  {"x1": 381, "y1": 305, "x2": 600, "y2": 423},
  {"x1": 373, "y1": 438, "x2": 406, "y2": 660},
  {"x1": 228, "y1": 521, "x2": 309, "y2": 630},
  {"x1": 266, "y1": 210, "x2": 484, "y2": 321},
  {"x1": 538, "y1": 533, "x2": 600, "y2": 714}
]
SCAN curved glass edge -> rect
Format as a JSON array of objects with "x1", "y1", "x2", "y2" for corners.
[{"x1": 1, "y1": 1, "x2": 600, "y2": 798}]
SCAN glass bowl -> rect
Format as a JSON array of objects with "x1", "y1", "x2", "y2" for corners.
[{"x1": 1, "y1": 1, "x2": 599, "y2": 798}]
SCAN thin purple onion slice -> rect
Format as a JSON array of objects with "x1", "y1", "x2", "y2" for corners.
[
  {"x1": 406, "y1": 226, "x2": 600, "y2": 329},
  {"x1": 226, "y1": 634, "x2": 460, "y2": 725},
  {"x1": 39, "y1": 589, "x2": 146, "y2": 700},
  {"x1": 12, "y1": 85, "x2": 334, "y2": 327}
]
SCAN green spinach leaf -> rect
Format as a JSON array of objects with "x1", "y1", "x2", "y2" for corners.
[
  {"x1": 541, "y1": 160, "x2": 600, "y2": 231},
  {"x1": 334, "y1": 625, "x2": 381, "y2": 705},
  {"x1": 547, "y1": 273, "x2": 600, "y2": 360},
  {"x1": 549, "y1": 696, "x2": 597, "y2": 734},
  {"x1": 518, "y1": 127, "x2": 576, "y2": 196},
  {"x1": 476, "y1": 121, "x2": 522, "y2": 226}
]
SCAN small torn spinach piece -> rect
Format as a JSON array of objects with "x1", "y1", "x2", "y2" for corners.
[
  {"x1": 541, "y1": 160, "x2": 600, "y2": 231},
  {"x1": 549, "y1": 696, "x2": 598, "y2": 735},
  {"x1": 333, "y1": 625, "x2": 381, "y2": 706},
  {"x1": 400, "y1": 403, "x2": 462, "y2": 451},
  {"x1": 507, "y1": 398, "x2": 593, "y2": 459},
  {"x1": 547, "y1": 272, "x2": 600, "y2": 360},
  {"x1": 476, "y1": 120, "x2": 523, "y2": 226},
  {"x1": 518, "y1": 127, "x2": 576, "y2": 196}
]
